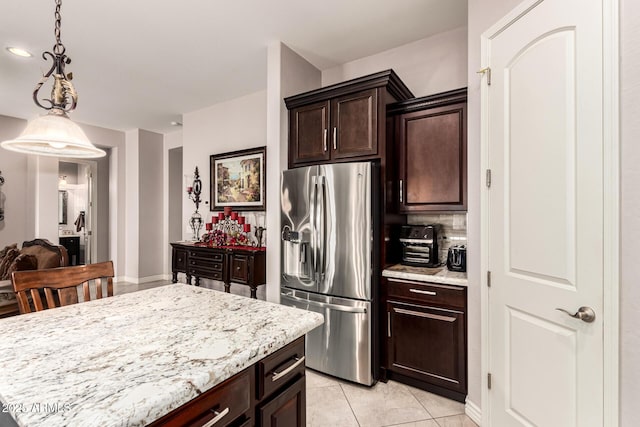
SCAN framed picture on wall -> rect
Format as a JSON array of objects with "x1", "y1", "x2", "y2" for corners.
[{"x1": 210, "y1": 146, "x2": 266, "y2": 211}]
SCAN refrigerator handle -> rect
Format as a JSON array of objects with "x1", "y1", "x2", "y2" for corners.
[
  {"x1": 310, "y1": 176, "x2": 318, "y2": 280},
  {"x1": 282, "y1": 293, "x2": 367, "y2": 314},
  {"x1": 318, "y1": 175, "x2": 327, "y2": 280}
]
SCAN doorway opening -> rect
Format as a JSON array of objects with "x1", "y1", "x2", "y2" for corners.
[{"x1": 57, "y1": 151, "x2": 111, "y2": 266}]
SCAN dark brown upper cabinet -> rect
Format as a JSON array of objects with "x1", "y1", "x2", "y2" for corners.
[
  {"x1": 389, "y1": 88, "x2": 467, "y2": 212},
  {"x1": 285, "y1": 70, "x2": 413, "y2": 168}
]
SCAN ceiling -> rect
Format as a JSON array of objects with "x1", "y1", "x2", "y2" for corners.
[{"x1": 0, "y1": 1, "x2": 467, "y2": 134}]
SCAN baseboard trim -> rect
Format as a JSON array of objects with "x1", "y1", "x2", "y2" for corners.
[
  {"x1": 465, "y1": 399, "x2": 482, "y2": 426},
  {"x1": 116, "y1": 274, "x2": 170, "y2": 285},
  {"x1": 138, "y1": 274, "x2": 170, "y2": 284}
]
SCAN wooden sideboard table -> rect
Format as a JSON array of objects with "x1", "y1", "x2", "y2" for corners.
[{"x1": 170, "y1": 242, "x2": 266, "y2": 298}]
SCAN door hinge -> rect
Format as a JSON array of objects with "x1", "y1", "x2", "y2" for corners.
[
  {"x1": 477, "y1": 67, "x2": 492, "y2": 85},
  {"x1": 486, "y1": 169, "x2": 492, "y2": 188},
  {"x1": 488, "y1": 373, "x2": 492, "y2": 389},
  {"x1": 487, "y1": 270, "x2": 491, "y2": 287}
]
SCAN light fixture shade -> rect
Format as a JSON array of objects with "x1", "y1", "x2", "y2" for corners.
[{"x1": 0, "y1": 112, "x2": 106, "y2": 158}]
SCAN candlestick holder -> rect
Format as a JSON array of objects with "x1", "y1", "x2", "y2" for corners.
[
  {"x1": 186, "y1": 167, "x2": 203, "y2": 240},
  {"x1": 202, "y1": 208, "x2": 253, "y2": 246},
  {"x1": 185, "y1": 167, "x2": 202, "y2": 211}
]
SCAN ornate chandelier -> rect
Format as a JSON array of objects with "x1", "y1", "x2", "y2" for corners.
[{"x1": 1, "y1": 0, "x2": 105, "y2": 158}]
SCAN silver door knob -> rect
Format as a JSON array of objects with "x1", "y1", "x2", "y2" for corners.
[{"x1": 555, "y1": 306, "x2": 596, "y2": 323}]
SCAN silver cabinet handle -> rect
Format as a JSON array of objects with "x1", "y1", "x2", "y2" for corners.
[
  {"x1": 323, "y1": 128, "x2": 328, "y2": 152},
  {"x1": 201, "y1": 407, "x2": 230, "y2": 427},
  {"x1": 410, "y1": 288, "x2": 437, "y2": 296},
  {"x1": 272, "y1": 356, "x2": 306, "y2": 382},
  {"x1": 399, "y1": 180, "x2": 403, "y2": 203},
  {"x1": 333, "y1": 127, "x2": 337, "y2": 150},
  {"x1": 387, "y1": 312, "x2": 391, "y2": 337},
  {"x1": 556, "y1": 306, "x2": 596, "y2": 323}
]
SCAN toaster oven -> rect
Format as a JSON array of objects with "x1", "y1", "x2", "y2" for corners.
[{"x1": 399, "y1": 225, "x2": 441, "y2": 267}]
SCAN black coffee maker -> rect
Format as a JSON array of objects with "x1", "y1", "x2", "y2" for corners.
[{"x1": 447, "y1": 245, "x2": 467, "y2": 272}]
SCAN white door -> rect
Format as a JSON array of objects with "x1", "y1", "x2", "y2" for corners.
[{"x1": 484, "y1": 0, "x2": 606, "y2": 425}]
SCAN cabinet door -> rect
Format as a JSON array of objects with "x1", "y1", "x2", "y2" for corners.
[
  {"x1": 229, "y1": 254, "x2": 249, "y2": 284},
  {"x1": 398, "y1": 102, "x2": 467, "y2": 211},
  {"x1": 289, "y1": 101, "x2": 330, "y2": 166},
  {"x1": 172, "y1": 248, "x2": 187, "y2": 272},
  {"x1": 331, "y1": 89, "x2": 378, "y2": 159},
  {"x1": 387, "y1": 300, "x2": 466, "y2": 394},
  {"x1": 259, "y1": 375, "x2": 305, "y2": 427}
]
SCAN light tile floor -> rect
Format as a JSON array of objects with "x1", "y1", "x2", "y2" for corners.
[
  {"x1": 115, "y1": 281, "x2": 477, "y2": 427},
  {"x1": 306, "y1": 369, "x2": 478, "y2": 427}
]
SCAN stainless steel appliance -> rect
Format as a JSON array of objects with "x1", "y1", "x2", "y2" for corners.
[
  {"x1": 447, "y1": 244, "x2": 467, "y2": 272},
  {"x1": 280, "y1": 162, "x2": 378, "y2": 386},
  {"x1": 399, "y1": 225, "x2": 441, "y2": 267}
]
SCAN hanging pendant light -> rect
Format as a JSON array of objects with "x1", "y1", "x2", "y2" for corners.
[{"x1": 1, "y1": 0, "x2": 105, "y2": 158}]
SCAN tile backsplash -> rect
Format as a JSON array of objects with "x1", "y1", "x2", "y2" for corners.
[{"x1": 407, "y1": 213, "x2": 467, "y2": 266}]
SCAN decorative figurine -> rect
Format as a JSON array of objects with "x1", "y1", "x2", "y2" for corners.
[{"x1": 254, "y1": 226, "x2": 265, "y2": 248}]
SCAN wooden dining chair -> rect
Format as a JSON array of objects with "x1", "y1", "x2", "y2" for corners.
[{"x1": 11, "y1": 261, "x2": 114, "y2": 314}]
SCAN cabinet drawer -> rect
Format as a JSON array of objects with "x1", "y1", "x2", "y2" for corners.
[
  {"x1": 189, "y1": 268, "x2": 223, "y2": 281},
  {"x1": 189, "y1": 258, "x2": 224, "y2": 272},
  {"x1": 257, "y1": 337, "x2": 305, "y2": 401},
  {"x1": 189, "y1": 251, "x2": 224, "y2": 263},
  {"x1": 150, "y1": 368, "x2": 251, "y2": 427},
  {"x1": 386, "y1": 278, "x2": 465, "y2": 309}
]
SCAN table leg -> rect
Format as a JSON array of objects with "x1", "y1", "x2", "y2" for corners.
[
  {"x1": 186, "y1": 274, "x2": 192, "y2": 285},
  {"x1": 224, "y1": 282, "x2": 231, "y2": 293},
  {"x1": 195, "y1": 277, "x2": 201, "y2": 287},
  {"x1": 250, "y1": 286, "x2": 257, "y2": 299},
  {"x1": 172, "y1": 272, "x2": 178, "y2": 283}
]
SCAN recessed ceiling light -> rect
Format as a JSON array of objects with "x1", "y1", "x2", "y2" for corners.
[
  {"x1": 170, "y1": 121, "x2": 183, "y2": 126},
  {"x1": 6, "y1": 47, "x2": 33, "y2": 58}
]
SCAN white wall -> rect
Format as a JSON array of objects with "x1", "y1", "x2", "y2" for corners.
[
  {"x1": 0, "y1": 116, "x2": 30, "y2": 246},
  {"x1": 265, "y1": 42, "x2": 322, "y2": 302},
  {"x1": 163, "y1": 131, "x2": 183, "y2": 277},
  {"x1": 620, "y1": 0, "x2": 639, "y2": 424},
  {"x1": 138, "y1": 129, "x2": 164, "y2": 280},
  {"x1": 182, "y1": 91, "x2": 267, "y2": 241},
  {"x1": 322, "y1": 26, "x2": 468, "y2": 97},
  {"x1": 124, "y1": 130, "x2": 140, "y2": 281}
]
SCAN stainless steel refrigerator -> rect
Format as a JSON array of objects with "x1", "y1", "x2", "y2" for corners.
[{"x1": 280, "y1": 161, "x2": 379, "y2": 386}]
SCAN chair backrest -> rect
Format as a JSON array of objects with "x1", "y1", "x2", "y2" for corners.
[
  {"x1": 11, "y1": 261, "x2": 114, "y2": 314},
  {"x1": 21, "y1": 238, "x2": 69, "y2": 268}
]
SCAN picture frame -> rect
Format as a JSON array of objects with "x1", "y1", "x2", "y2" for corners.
[{"x1": 210, "y1": 146, "x2": 266, "y2": 211}]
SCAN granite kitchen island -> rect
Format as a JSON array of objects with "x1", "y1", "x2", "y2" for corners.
[{"x1": 0, "y1": 284, "x2": 323, "y2": 427}]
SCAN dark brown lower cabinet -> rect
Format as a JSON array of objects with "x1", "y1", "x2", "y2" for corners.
[
  {"x1": 383, "y1": 277, "x2": 467, "y2": 402},
  {"x1": 149, "y1": 337, "x2": 306, "y2": 427},
  {"x1": 259, "y1": 376, "x2": 305, "y2": 427}
]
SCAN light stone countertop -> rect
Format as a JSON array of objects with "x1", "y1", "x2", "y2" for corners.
[
  {"x1": 0, "y1": 284, "x2": 324, "y2": 427},
  {"x1": 383, "y1": 264, "x2": 468, "y2": 286}
]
